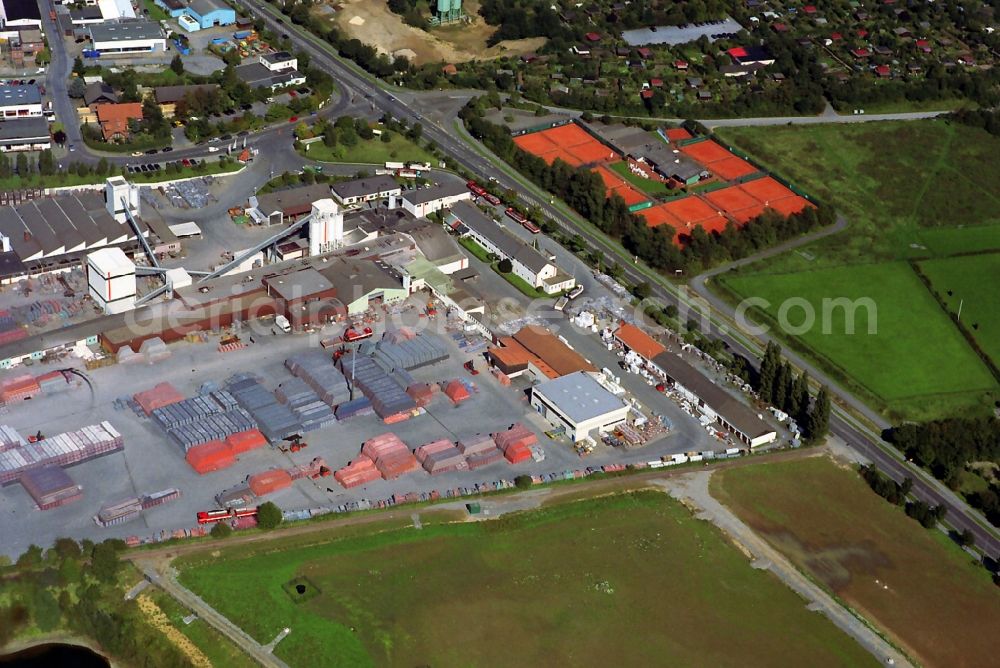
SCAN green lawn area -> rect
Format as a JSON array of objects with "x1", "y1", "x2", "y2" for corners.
[
  {"x1": 918, "y1": 253, "x2": 1000, "y2": 365},
  {"x1": 177, "y1": 492, "x2": 877, "y2": 668},
  {"x1": 915, "y1": 224, "x2": 1000, "y2": 257},
  {"x1": 300, "y1": 134, "x2": 435, "y2": 166},
  {"x1": 716, "y1": 120, "x2": 1000, "y2": 271},
  {"x1": 607, "y1": 160, "x2": 670, "y2": 195},
  {"x1": 712, "y1": 457, "x2": 1000, "y2": 668},
  {"x1": 457, "y1": 235, "x2": 491, "y2": 262},
  {"x1": 720, "y1": 262, "x2": 998, "y2": 419},
  {"x1": 713, "y1": 120, "x2": 1000, "y2": 418},
  {"x1": 142, "y1": 0, "x2": 170, "y2": 21}
]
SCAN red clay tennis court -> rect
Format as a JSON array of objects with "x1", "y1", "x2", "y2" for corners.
[
  {"x1": 704, "y1": 185, "x2": 759, "y2": 213},
  {"x1": 739, "y1": 176, "x2": 798, "y2": 205},
  {"x1": 661, "y1": 196, "x2": 719, "y2": 224},
  {"x1": 513, "y1": 131, "x2": 557, "y2": 156},
  {"x1": 679, "y1": 139, "x2": 736, "y2": 166},
  {"x1": 639, "y1": 203, "x2": 685, "y2": 230},
  {"x1": 665, "y1": 128, "x2": 692, "y2": 142},
  {"x1": 763, "y1": 195, "x2": 811, "y2": 217},
  {"x1": 514, "y1": 124, "x2": 617, "y2": 166},
  {"x1": 593, "y1": 165, "x2": 650, "y2": 206},
  {"x1": 709, "y1": 156, "x2": 758, "y2": 181}
]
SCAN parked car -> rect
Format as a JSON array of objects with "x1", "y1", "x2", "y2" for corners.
[{"x1": 162, "y1": 146, "x2": 173, "y2": 152}]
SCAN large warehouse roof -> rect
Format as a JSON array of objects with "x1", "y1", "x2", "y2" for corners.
[
  {"x1": 533, "y1": 371, "x2": 626, "y2": 424},
  {"x1": 89, "y1": 21, "x2": 163, "y2": 42},
  {"x1": 652, "y1": 350, "x2": 773, "y2": 441},
  {"x1": 0, "y1": 193, "x2": 132, "y2": 261}
]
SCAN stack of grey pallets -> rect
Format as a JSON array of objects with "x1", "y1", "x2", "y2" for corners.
[
  {"x1": 285, "y1": 352, "x2": 351, "y2": 408},
  {"x1": 167, "y1": 410, "x2": 256, "y2": 452},
  {"x1": 339, "y1": 353, "x2": 415, "y2": 418},
  {"x1": 372, "y1": 334, "x2": 450, "y2": 371},
  {"x1": 152, "y1": 391, "x2": 256, "y2": 451},
  {"x1": 275, "y1": 378, "x2": 336, "y2": 433},
  {"x1": 227, "y1": 377, "x2": 301, "y2": 442}
]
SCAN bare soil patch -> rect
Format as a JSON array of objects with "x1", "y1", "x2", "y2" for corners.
[{"x1": 329, "y1": 0, "x2": 545, "y2": 65}]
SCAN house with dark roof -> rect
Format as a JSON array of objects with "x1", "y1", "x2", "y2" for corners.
[
  {"x1": 0, "y1": 117, "x2": 50, "y2": 152},
  {"x1": 83, "y1": 82, "x2": 118, "y2": 109},
  {"x1": 329, "y1": 175, "x2": 401, "y2": 207}
]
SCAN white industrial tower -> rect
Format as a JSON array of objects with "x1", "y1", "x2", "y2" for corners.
[
  {"x1": 87, "y1": 247, "x2": 137, "y2": 315},
  {"x1": 309, "y1": 198, "x2": 344, "y2": 256},
  {"x1": 105, "y1": 176, "x2": 140, "y2": 224}
]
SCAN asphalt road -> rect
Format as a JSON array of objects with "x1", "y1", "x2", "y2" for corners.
[{"x1": 232, "y1": 0, "x2": 1000, "y2": 559}]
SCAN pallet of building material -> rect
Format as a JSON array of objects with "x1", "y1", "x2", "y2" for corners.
[
  {"x1": 1, "y1": 374, "x2": 40, "y2": 403},
  {"x1": 443, "y1": 379, "x2": 471, "y2": 404},
  {"x1": 414, "y1": 439, "x2": 454, "y2": 463},
  {"x1": 225, "y1": 429, "x2": 267, "y2": 454},
  {"x1": 116, "y1": 346, "x2": 142, "y2": 364},
  {"x1": 0, "y1": 422, "x2": 123, "y2": 485},
  {"x1": 290, "y1": 457, "x2": 328, "y2": 480},
  {"x1": 20, "y1": 465, "x2": 82, "y2": 510},
  {"x1": 94, "y1": 488, "x2": 180, "y2": 527},
  {"x1": 248, "y1": 469, "x2": 293, "y2": 497},
  {"x1": 0, "y1": 425, "x2": 26, "y2": 452},
  {"x1": 493, "y1": 423, "x2": 538, "y2": 453},
  {"x1": 335, "y1": 397, "x2": 372, "y2": 421},
  {"x1": 186, "y1": 440, "x2": 234, "y2": 474},
  {"x1": 456, "y1": 434, "x2": 496, "y2": 456},
  {"x1": 215, "y1": 484, "x2": 253, "y2": 508},
  {"x1": 134, "y1": 383, "x2": 184, "y2": 416},
  {"x1": 275, "y1": 378, "x2": 317, "y2": 407},
  {"x1": 465, "y1": 449, "x2": 504, "y2": 470},
  {"x1": 334, "y1": 455, "x2": 381, "y2": 488}
]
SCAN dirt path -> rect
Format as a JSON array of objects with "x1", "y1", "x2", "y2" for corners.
[
  {"x1": 653, "y1": 470, "x2": 913, "y2": 668},
  {"x1": 136, "y1": 594, "x2": 212, "y2": 668}
]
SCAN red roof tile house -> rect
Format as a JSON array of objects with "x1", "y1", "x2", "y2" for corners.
[{"x1": 94, "y1": 103, "x2": 143, "y2": 142}]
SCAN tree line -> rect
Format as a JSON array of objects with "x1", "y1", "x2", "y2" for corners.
[
  {"x1": 858, "y1": 464, "x2": 959, "y2": 535},
  {"x1": 755, "y1": 341, "x2": 830, "y2": 442},
  {"x1": 460, "y1": 99, "x2": 834, "y2": 274},
  {"x1": 883, "y1": 417, "x2": 1000, "y2": 527}
]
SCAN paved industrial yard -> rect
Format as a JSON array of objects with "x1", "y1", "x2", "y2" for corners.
[{"x1": 0, "y1": 291, "x2": 717, "y2": 557}]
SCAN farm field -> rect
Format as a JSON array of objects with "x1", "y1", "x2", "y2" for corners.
[
  {"x1": 177, "y1": 493, "x2": 878, "y2": 668},
  {"x1": 714, "y1": 120, "x2": 1000, "y2": 418},
  {"x1": 715, "y1": 120, "x2": 1000, "y2": 271},
  {"x1": 918, "y1": 253, "x2": 1000, "y2": 365},
  {"x1": 915, "y1": 224, "x2": 1000, "y2": 256},
  {"x1": 711, "y1": 457, "x2": 1000, "y2": 668},
  {"x1": 720, "y1": 262, "x2": 998, "y2": 419}
]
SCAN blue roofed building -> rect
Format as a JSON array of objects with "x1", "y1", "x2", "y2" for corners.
[{"x1": 155, "y1": 0, "x2": 235, "y2": 31}]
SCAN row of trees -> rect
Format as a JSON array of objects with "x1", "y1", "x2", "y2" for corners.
[
  {"x1": 883, "y1": 417, "x2": 1000, "y2": 527},
  {"x1": 950, "y1": 108, "x2": 1000, "y2": 138},
  {"x1": 859, "y1": 464, "x2": 961, "y2": 537},
  {"x1": 460, "y1": 99, "x2": 834, "y2": 274},
  {"x1": 756, "y1": 341, "x2": 830, "y2": 442}
]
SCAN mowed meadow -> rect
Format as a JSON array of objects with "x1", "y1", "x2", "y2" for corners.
[
  {"x1": 711, "y1": 457, "x2": 1000, "y2": 668},
  {"x1": 715, "y1": 120, "x2": 1000, "y2": 419},
  {"x1": 177, "y1": 493, "x2": 878, "y2": 668}
]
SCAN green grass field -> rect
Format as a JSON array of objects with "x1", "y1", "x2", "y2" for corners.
[
  {"x1": 711, "y1": 457, "x2": 1000, "y2": 668},
  {"x1": 915, "y1": 224, "x2": 1000, "y2": 256},
  {"x1": 918, "y1": 253, "x2": 1000, "y2": 365},
  {"x1": 300, "y1": 134, "x2": 434, "y2": 166},
  {"x1": 716, "y1": 120, "x2": 1000, "y2": 271},
  {"x1": 177, "y1": 493, "x2": 877, "y2": 668},
  {"x1": 720, "y1": 262, "x2": 997, "y2": 419},
  {"x1": 713, "y1": 121, "x2": 1000, "y2": 418},
  {"x1": 607, "y1": 160, "x2": 670, "y2": 195}
]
